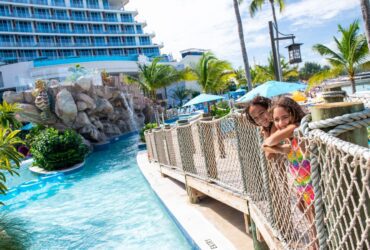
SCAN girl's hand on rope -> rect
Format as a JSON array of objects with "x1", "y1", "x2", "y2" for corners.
[{"x1": 263, "y1": 124, "x2": 297, "y2": 147}]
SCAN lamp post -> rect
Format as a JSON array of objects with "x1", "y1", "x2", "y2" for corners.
[{"x1": 268, "y1": 21, "x2": 303, "y2": 81}]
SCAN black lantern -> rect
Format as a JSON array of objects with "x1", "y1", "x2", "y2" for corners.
[{"x1": 286, "y1": 43, "x2": 303, "y2": 64}]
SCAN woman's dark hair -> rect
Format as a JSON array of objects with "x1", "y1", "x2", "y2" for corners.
[
  {"x1": 244, "y1": 95, "x2": 272, "y2": 126},
  {"x1": 270, "y1": 96, "x2": 306, "y2": 124}
]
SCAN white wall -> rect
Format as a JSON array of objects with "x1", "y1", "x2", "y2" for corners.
[{"x1": 0, "y1": 61, "x2": 34, "y2": 89}]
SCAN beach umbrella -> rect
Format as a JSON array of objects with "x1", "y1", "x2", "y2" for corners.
[
  {"x1": 182, "y1": 93, "x2": 224, "y2": 107},
  {"x1": 20, "y1": 123, "x2": 34, "y2": 131},
  {"x1": 236, "y1": 80, "x2": 306, "y2": 103}
]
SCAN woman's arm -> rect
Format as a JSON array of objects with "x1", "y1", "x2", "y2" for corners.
[
  {"x1": 263, "y1": 124, "x2": 297, "y2": 147},
  {"x1": 263, "y1": 144, "x2": 291, "y2": 155}
]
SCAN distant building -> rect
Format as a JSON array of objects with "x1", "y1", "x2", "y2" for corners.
[{"x1": 0, "y1": 0, "x2": 162, "y2": 89}]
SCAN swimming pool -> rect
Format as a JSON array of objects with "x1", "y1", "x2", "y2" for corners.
[{"x1": 1, "y1": 135, "x2": 193, "y2": 249}]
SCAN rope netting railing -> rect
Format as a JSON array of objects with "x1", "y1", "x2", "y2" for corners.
[{"x1": 143, "y1": 106, "x2": 370, "y2": 250}]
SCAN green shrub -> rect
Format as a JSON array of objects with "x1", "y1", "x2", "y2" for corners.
[
  {"x1": 140, "y1": 123, "x2": 157, "y2": 142},
  {"x1": 31, "y1": 128, "x2": 89, "y2": 171},
  {"x1": 211, "y1": 105, "x2": 230, "y2": 119},
  {"x1": 24, "y1": 124, "x2": 46, "y2": 148}
]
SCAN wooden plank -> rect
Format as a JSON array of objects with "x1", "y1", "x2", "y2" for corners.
[
  {"x1": 249, "y1": 204, "x2": 285, "y2": 250},
  {"x1": 159, "y1": 166, "x2": 185, "y2": 183},
  {"x1": 185, "y1": 175, "x2": 249, "y2": 214},
  {"x1": 244, "y1": 213, "x2": 251, "y2": 235}
]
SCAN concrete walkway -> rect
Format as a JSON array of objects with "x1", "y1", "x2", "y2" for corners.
[{"x1": 136, "y1": 151, "x2": 254, "y2": 250}]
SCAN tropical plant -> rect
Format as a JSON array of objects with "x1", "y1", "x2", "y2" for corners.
[
  {"x1": 24, "y1": 124, "x2": 46, "y2": 148},
  {"x1": 0, "y1": 215, "x2": 30, "y2": 249},
  {"x1": 186, "y1": 52, "x2": 235, "y2": 93},
  {"x1": 140, "y1": 123, "x2": 157, "y2": 142},
  {"x1": 360, "y1": 0, "x2": 370, "y2": 50},
  {"x1": 0, "y1": 101, "x2": 21, "y2": 129},
  {"x1": 31, "y1": 128, "x2": 89, "y2": 171},
  {"x1": 232, "y1": 0, "x2": 253, "y2": 91},
  {"x1": 307, "y1": 67, "x2": 343, "y2": 90},
  {"x1": 0, "y1": 128, "x2": 24, "y2": 199},
  {"x1": 234, "y1": 67, "x2": 248, "y2": 88},
  {"x1": 171, "y1": 86, "x2": 191, "y2": 107},
  {"x1": 249, "y1": 0, "x2": 286, "y2": 77},
  {"x1": 313, "y1": 20, "x2": 370, "y2": 93},
  {"x1": 252, "y1": 53, "x2": 299, "y2": 84},
  {"x1": 66, "y1": 64, "x2": 87, "y2": 82},
  {"x1": 299, "y1": 62, "x2": 328, "y2": 80}
]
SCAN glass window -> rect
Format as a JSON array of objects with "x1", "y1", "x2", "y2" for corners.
[{"x1": 95, "y1": 49, "x2": 107, "y2": 56}]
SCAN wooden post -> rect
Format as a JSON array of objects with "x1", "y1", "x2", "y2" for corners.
[
  {"x1": 251, "y1": 219, "x2": 269, "y2": 250},
  {"x1": 215, "y1": 121, "x2": 226, "y2": 158},
  {"x1": 199, "y1": 116, "x2": 218, "y2": 179},
  {"x1": 311, "y1": 102, "x2": 367, "y2": 147},
  {"x1": 176, "y1": 119, "x2": 197, "y2": 174}
]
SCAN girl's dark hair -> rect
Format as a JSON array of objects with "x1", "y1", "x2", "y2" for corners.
[
  {"x1": 244, "y1": 95, "x2": 272, "y2": 126},
  {"x1": 270, "y1": 96, "x2": 306, "y2": 124}
]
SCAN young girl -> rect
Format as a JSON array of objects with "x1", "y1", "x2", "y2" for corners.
[
  {"x1": 245, "y1": 95, "x2": 298, "y2": 158},
  {"x1": 269, "y1": 96, "x2": 316, "y2": 247}
]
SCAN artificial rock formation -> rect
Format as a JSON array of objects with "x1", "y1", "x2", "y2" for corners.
[{"x1": 4, "y1": 75, "x2": 154, "y2": 143}]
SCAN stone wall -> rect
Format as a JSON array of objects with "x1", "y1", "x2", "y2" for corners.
[{"x1": 4, "y1": 76, "x2": 154, "y2": 143}]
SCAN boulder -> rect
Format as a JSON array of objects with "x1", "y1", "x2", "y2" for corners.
[
  {"x1": 77, "y1": 101, "x2": 88, "y2": 111},
  {"x1": 74, "y1": 112, "x2": 91, "y2": 129},
  {"x1": 95, "y1": 98, "x2": 113, "y2": 114},
  {"x1": 92, "y1": 120, "x2": 104, "y2": 130},
  {"x1": 102, "y1": 123, "x2": 121, "y2": 136},
  {"x1": 103, "y1": 86, "x2": 114, "y2": 100},
  {"x1": 23, "y1": 90, "x2": 35, "y2": 104},
  {"x1": 49, "y1": 79, "x2": 60, "y2": 87},
  {"x1": 16, "y1": 104, "x2": 43, "y2": 123},
  {"x1": 76, "y1": 93, "x2": 96, "y2": 110},
  {"x1": 55, "y1": 89, "x2": 77, "y2": 125},
  {"x1": 3, "y1": 91, "x2": 24, "y2": 104},
  {"x1": 79, "y1": 124, "x2": 105, "y2": 142},
  {"x1": 76, "y1": 76, "x2": 92, "y2": 92}
]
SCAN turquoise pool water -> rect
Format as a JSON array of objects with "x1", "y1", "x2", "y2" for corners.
[{"x1": 1, "y1": 135, "x2": 193, "y2": 250}]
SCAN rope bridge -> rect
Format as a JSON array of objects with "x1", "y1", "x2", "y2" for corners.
[{"x1": 144, "y1": 100, "x2": 370, "y2": 250}]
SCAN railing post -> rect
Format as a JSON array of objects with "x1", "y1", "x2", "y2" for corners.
[
  {"x1": 176, "y1": 120, "x2": 196, "y2": 174},
  {"x1": 199, "y1": 116, "x2": 218, "y2": 180},
  {"x1": 164, "y1": 124, "x2": 176, "y2": 167}
]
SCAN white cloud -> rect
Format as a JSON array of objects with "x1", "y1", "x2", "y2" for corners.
[{"x1": 126, "y1": 0, "x2": 360, "y2": 67}]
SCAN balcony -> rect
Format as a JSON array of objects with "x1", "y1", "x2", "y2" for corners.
[
  {"x1": 70, "y1": 3, "x2": 84, "y2": 8},
  {"x1": 86, "y1": 4, "x2": 99, "y2": 9},
  {"x1": 38, "y1": 42, "x2": 57, "y2": 47},
  {"x1": 91, "y1": 29, "x2": 104, "y2": 34},
  {"x1": 19, "y1": 42, "x2": 37, "y2": 46},
  {"x1": 105, "y1": 18, "x2": 118, "y2": 22},
  {"x1": 15, "y1": 27, "x2": 33, "y2": 32},
  {"x1": 0, "y1": 12, "x2": 11, "y2": 17},
  {"x1": 32, "y1": 13, "x2": 51, "y2": 19},
  {"x1": 140, "y1": 41, "x2": 151, "y2": 46},
  {"x1": 35, "y1": 28, "x2": 54, "y2": 33},
  {"x1": 30, "y1": 0, "x2": 48, "y2": 5},
  {"x1": 123, "y1": 41, "x2": 136, "y2": 46},
  {"x1": 54, "y1": 15, "x2": 69, "y2": 20},
  {"x1": 55, "y1": 28, "x2": 72, "y2": 33},
  {"x1": 51, "y1": 0, "x2": 65, "y2": 6},
  {"x1": 0, "y1": 42, "x2": 16, "y2": 46},
  {"x1": 93, "y1": 42, "x2": 107, "y2": 46},
  {"x1": 105, "y1": 30, "x2": 120, "y2": 34},
  {"x1": 14, "y1": 12, "x2": 31, "y2": 18},
  {"x1": 108, "y1": 42, "x2": 122, "y2": 46},
  {"x1": 123, "y1": 30, "x2": 135, "y2": 34},
  {"x1": 0, "y1": 26, "x2": 12, "y2": 32},
  {"x1": 74, "y1": 42, "x2": 92, "y2": 47},
  {"x1": 74, "y1": 29, "x2": 89, "y2": 33},
  {"x1": 71, "y1": 16, "x2": 87, "y2": 21}
]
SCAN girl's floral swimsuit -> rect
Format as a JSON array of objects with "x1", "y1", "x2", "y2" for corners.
[{"x1": 287, "y1": 138, "x2": 314, "y2": 205}]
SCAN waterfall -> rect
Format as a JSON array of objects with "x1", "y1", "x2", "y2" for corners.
[{"x1": 120, "y1": 92, "x2": 138, "y2": 132}]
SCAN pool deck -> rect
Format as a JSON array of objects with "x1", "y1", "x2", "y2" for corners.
[{"x1": 136, "y1": 151, "x2": 254, "y2": 250}]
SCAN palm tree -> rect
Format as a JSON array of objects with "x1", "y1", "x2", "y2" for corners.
[
  {"x1": 249, "y1": 0, "x2": 285, "y2": 78},
  {"x1": 127, "y1": 58, "x2": 190, "y2": 124},
  {"x1": 0, "y1": 101, "x2": 21, "y2": 129},
  {"x1": 232, "y1": 0, "x2": 252, "y2": 91},
  {"x1": 360, "y1": 0, "x2": 370, "y2": 50},
  {"x1": 0, "y1": 128, "x2": 24, "y2": 200},
  {"x1": 187, "y1": 52, "x2": 235, "y2": 93},
  {"x1": 252, "y1": 53, "x2": 298, "y2": 84},
  {"x1": 171, "y1": 86, "x2": 190, "y2": 107},
  {"x1": 313, "y1": 20, "x2": 370, "y2": 93},
  {"x1": 307, "y1": 67, "x2": 343, "y2": 90}
]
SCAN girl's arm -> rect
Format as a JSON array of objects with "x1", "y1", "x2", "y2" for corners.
[
  {"x1": 263, "y1": 144, "x2": 291, "y2": 155},
  {"x1": 263, "y1": 124, "x2": 297, "y2": 147}
]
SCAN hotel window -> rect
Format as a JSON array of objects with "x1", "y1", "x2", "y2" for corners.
[
  {"x1": 0, "y1": 6, "x2": 10, "y2": 15},
  {"x1": 108, "y1": 37, "x2": 120, "y2": 45},
  {"x1": 0, "y1": 20, "x2": 11, "y2": 31},
  {"x1": 91, "y1": 24, "x2": 103, "y2": 33},
  {"x1": 70, "y1": 0, "x2": 83, "y2": 8},
  {"x1": 34, "y1": 8, "x2": 50, "y2": 18},
  {"x1": 19, "y1": 50, "x2": 37, "y2": 60},
  {"x1": 106, "y1": 25, "x2": 119, "y2": 33},
  {"x1": 102, "y1": 0, "x2": 109, "y2": 9},
  {"x1": 56, "y1": 23, "x2": 70, "y2": 33},
  {"x1": 35, "y1": 22, "x2": 52, "y2": 32},
  {"x1": 51, "y1": 0, "x2": 65, "y2": 6},
  {"x1": 136, "y1": 25, "x2": 143, "y2": 34},
  {"x1": 78, "y1": 50, "x2": 92, "y2": 56},
  {"x1": 39, "y1": 36, "x2": 54, "y2": 46},
  {"x1": 16, "y1": 21, "x2": 33, "y2": 32},
  {"x1": 90, "y1": 12, "x2": 101, "y2": 21},
  {"x1": 124, "y1": 36, "x2": 135, "y2": 45},
  {"x1": 73, "y1": 24, "x2": 88, "y2": 33},
  {"x1": 95, "y1": 49, "x2": 107, "y2": 56},
  {"x1": 110, "y1": 49, "x2": 123, "y2": 56},
  {"x1": 93, "y1": 37, "x2": 105, "y2": 45},
  {"x1": 125, "y1": 48, "x2": 137, "y2": 55},
  {"x1": 54, "y1": 10, "x2": 68, "y2": 19},
  {"x1": 0, "y1": 35, "x2": 13, "y2": 43},
  {"x1": 71, "y1": 11, "x2": 86, "y2": 20},
  {"x1": 139, "y1": 37, "x2": 150, "y2": 45},
  {"x1": 19, "y1": 36, "x2": 34, "y2": 45},
  {"x1": 14, "y1": 7, "x2": 29, "y2": 17},
  {"x1": 86, "y1": 0, "x2": 99, "y2": 9},
  {"x1": 120, "y1": 14, "x2": 133, "y2": 22},
  {"x1": 59, "y1": 36, "x2": 72, "y2": 45},
  {"x1": 41, "y1": 50, "x2": 57, "y2": 58},
  {"x1": 123, "y1": 25, "x2": 135, "y2": 34},
  {"x1": 75, "y1": 37, "x2": 89, "y2": 46},
  {"x1": 60, "y1": 50, "x2": 74, "y2": 57},
  {"x1": 105, "y1": 13, "x2": 117, "y2": 22},
  {"x1": 0, "y1": 50, "x2": 17, "y2": 58}
]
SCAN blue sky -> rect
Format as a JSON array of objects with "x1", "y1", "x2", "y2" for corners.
[{"x1": 126, "y1": 0, "x2": 364, "y2": 68}]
